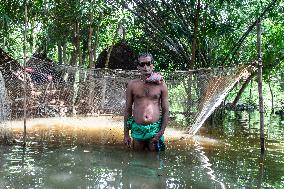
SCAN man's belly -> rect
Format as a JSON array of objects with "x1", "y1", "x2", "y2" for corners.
[{"x1": 133, "y1": 104, "x2": 160, "y2": 125}]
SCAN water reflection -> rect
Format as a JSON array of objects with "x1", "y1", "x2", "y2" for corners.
[
  {"x1": 257, "y1": 153, "x2": 265, "y2": 189},
  {"x1": 0, "y1": 143, "x2": 229, "y2": 189},
  {"x1": 193, "y1": 140, "x2": 226, "y2": 189},
  {"x1": 1, "y1": 111, "x2": 284, "y2": 188},
  {"x1": 0, "y1": 142, "x2": 283, "y2": 188}
]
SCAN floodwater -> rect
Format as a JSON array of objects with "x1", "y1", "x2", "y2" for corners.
[{"x1": 0, "y1": 112, "x2": 284, "y2": 189}]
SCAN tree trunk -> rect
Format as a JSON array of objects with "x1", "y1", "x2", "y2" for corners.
[
  {"x1": 268, "y1": 75, "x2": 274, "y2": 112},
  {"x1": 105, "y1": 22, "x2": 121, "y2": 68},
  {"x1": 280, "y1": 72, "x2": 284, "y2": 90},
  {"x1": 186, "y1": 0, "x2": 200, "y2": 123},
  {"x1": 122, "y1": 26, "x2": 126, "y2": 41},
  {"x1": 29, "y1": 20, "x2": 34, "y2": 54},
  {"x1": 105, "y1": 46, "x2": 112, "y2": 68},
  {"x1": 222, "y1": 0, "x2": 278, "y2": 66},
  {"x1": 82, "y1": 46, "x2": 87, "y2": 66},
  {"x1": 88, "y1": 14, "x2": 102, "y2": 113},
  {"x1": 58, "y1": 42, "x2": 63, "y2": 64},
  {"x1": 232, "y1": 72, "x2": 255, "y2": 106},
  {"x1": 257, "y1": 19, "x2": 265, "y2": 154},
  {"x1": 88, "y1": 12, "x2": 94, "y2": 68},
  {"x1": 79, "y1": 46, "x2": 82, "y2": 66},
  {"x1": 93, "y1": 17, "x2": 101, "y2": 67},
  {"x1": 63, "y1": 42, "x2": 67, "y2": 64},
  {"x1": 69, "y1": 20, "x2": 80, "y2": 66},
  {"x1": 67, "y1": 19, "x2": 81, "y2": 115},
  {"x1": 190, "y1": 0, "x2": 200, "y2": 69}
]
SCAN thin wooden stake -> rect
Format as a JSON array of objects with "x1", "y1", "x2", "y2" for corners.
[
  {"x1": 23, "y1": 0, "x2": 28, "y2": 147},
  {"x1": 257, "y1": 18, "x2": 265, "y2": 154}
]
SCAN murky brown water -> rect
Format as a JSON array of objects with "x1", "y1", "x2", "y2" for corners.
[
  {"x1": 0, "y1": 112, "x2": 284, "y2": 188},
  {"x1": 2, "y1": 116, "x2": 222, "y2": 149}
]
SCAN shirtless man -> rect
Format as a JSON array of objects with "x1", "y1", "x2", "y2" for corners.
[{"x1": 124, "y1": 53, "x2": 169, "y2": 151}]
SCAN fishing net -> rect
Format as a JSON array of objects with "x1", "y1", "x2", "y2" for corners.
[
  {"x1": 0, "y1": 53, "x2": 265, "y2": 142},
  {"x1": 2, "y1": 60, "x2": 238, "y2": 114},
  {"x1": 187, "y1": 65, "x2": 255, "y2": 135},
  {"x1": 0, "y1": 72, "x2": 9, "y2": 121}
]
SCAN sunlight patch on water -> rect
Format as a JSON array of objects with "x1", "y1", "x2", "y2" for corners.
[
  {"x1": 49, "y1": 172, "x2": 74, "y2": 182},
  {"x1": 1, "y1": 116, "x2": 225, "y2": 148}
]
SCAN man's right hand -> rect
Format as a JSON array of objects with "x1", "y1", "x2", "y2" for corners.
[{"x1": 124, "y1": 135, "x2": 131, "y2": 148}]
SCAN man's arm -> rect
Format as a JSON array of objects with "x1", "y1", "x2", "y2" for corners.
[
  {"x1": 155, "y1": 81, "x2": 169, "y2": 139},
  {"x1": 124, "y1": 80, "x2": 134, "y2": 147}
]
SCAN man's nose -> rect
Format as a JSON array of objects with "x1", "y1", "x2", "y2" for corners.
[{"x1": 144, "y1": 64, "x2": 150, "y2": 68}]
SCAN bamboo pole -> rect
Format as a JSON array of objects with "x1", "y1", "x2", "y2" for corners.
[
  {"x1": 256, "y1": 19, "x2": 265, "y2": 154},
  {"x1": 23, "y1": 0, "x2": 28, "y2": 147}
]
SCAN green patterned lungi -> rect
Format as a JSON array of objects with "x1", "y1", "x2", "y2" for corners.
[{"x1": 127, "y1": 116, "x2": 165, "y2": 151}]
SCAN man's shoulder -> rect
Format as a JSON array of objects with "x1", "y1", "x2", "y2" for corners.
[
  {"x1": 129, "y1": 79, "x2": 141, "y2": 83},
  {"x1": 159, "y1": 80, "x2": 168, "y2": 91},
  {"x1": 159, "y1": 79, "x2": 167, "y2": 86},
  {"x1": 127, "y1": 79, "x2": 140, "y2": 86}
]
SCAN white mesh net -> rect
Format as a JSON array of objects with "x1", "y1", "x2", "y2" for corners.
[{"x1": 0, "y1": 54, "x2": 255, "y2": 143}]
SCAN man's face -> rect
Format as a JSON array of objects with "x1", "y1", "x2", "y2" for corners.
[{"x1": 137, "y1": 56, "x2": 154, "y2": 75}]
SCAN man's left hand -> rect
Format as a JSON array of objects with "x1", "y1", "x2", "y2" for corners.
[{"x1": 151, "y1": 132, "x2": 163, "y2": 144}]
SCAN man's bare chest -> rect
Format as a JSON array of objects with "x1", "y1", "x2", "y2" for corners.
[{"x1": 133, "y1": 83, "x2": 161, "y2": 99}]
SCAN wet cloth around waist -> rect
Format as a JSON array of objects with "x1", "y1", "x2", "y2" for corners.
[
  {"x1": 127, "y1": 116, "x2": 162, "y2": 141},
  {"x1": 127, "y1": 116, "x2": 165, "y2": 151}
]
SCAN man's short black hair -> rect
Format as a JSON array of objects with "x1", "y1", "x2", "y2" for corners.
[{"x1": 138, "y1": 53, "x2": 154, "y2": 63}]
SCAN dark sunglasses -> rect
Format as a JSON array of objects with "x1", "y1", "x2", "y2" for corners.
[{"x1": 138, "y1": 61, "x2": 152, "y2": 67}]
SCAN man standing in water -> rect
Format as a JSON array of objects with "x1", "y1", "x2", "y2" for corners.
[{"x1": 124, "y1": 53, "x2": 169, "y2": 151}]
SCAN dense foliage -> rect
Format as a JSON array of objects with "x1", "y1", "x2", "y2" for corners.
[{"x1": 0, "y1": 0, "x2": 283, "y2": 75}]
